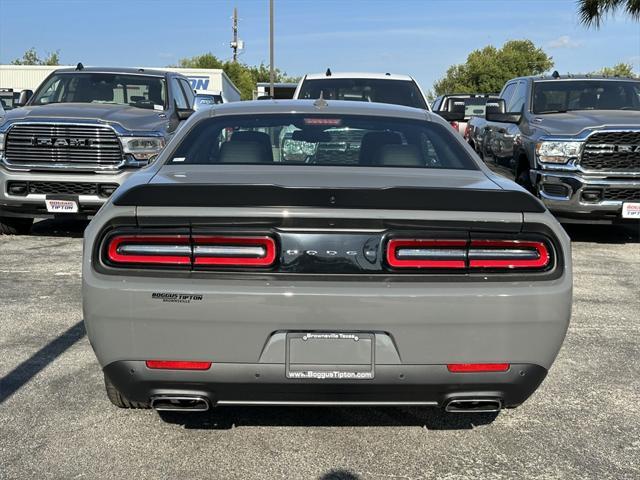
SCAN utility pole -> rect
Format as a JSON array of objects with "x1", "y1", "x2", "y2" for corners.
[
  {"x1": 269, "y1": 0, "x2": 275, "y2": 97},
  {"x1": 231, "y1": 7, "x2": 239, "y2": 62}
]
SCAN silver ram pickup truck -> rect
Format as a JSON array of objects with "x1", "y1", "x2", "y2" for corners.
[
  {"x1": 465, "y1": 75, "x2": 640, "y2": 222},
  {"x1": 0, "y1": 66, "x2": 196, "y2": 234},
  {"x1": 83, "y1": 99, "x2": 572, "y2": 414}
]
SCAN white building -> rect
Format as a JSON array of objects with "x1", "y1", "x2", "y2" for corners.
[{"x1": 0, "y1": 65, "x2": 241, "y2": 102}]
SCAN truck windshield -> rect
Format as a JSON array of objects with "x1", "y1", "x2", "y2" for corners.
[
  {"x1": 533, "y1": 80, "x2": 640, "y2": 114},
  {"x1": 298, "y1": 79, "x2": 428, "y2": 109},
  {"x1": 169, "y1": 114, "x2": 476, "y2": 170},
  {"x1": 31, "y1": 73, "x2": 167, "y2": 110}
]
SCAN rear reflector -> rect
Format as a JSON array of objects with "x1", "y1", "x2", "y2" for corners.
[
  {"x1": 193, "y1": 236, "x2": 276, "y2": 266},
  {"x1": 145, "y1": 360, "x2": 212, "y2": 370},
  {"x1": 468, "y1": 240, "x2": 549, "y2": 269},
  {"x1": 447, "y1": 363, "x2": 510, "y2": 373},
  {"x1": 386, "y1": 239, "x2": 467, "y2": 269},
  {"x1": 107, "y1": 235, "x2": 191, "y2": 265}
]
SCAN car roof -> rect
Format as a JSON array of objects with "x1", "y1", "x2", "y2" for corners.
[
  {"x1": 52, "y1": 66, "x2": 171, "y2": 77},
  {"x1": 511, "y1": 74, "x2": 639, "y2": 82},
  {"x1": 303, "y1": 72, "x2": 414, "y2": 81},
  {"x1": 200, "y1": 99, "x2": 433, "y2": 122}
]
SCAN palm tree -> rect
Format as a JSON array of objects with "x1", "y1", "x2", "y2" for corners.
[{"x1": 578, "y1": 0, "x2": 640, "y2": 27}]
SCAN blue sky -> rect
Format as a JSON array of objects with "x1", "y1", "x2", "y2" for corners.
[{"x1": 0, "y1": 0, "x2": 638, "y2": 92}]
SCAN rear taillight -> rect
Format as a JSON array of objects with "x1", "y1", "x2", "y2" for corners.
[
  {"x1": 447, "y1": 363, "x2": 510, "y2": 373},
  {"x1": 468, "y1": 240, "x2": 549, "y2": 269},
  {"x1": 386, "y1": 239, "x2": 467, "y2": 269},
  {"x1": 107, "y1": 235, "x2": 191, "y2": 265},
  {"x1": 104, "y1": 233, "x2": 277, "y2": 269},
  {"x1": 386, "y1": 238, "x2": 551, "y2": 271},
  {"x1": 450, "y1": 121, "x2": 459, "y2": 131},
  {"x1": 193, "y1": 235, "x2": 276, "y2": 266}
]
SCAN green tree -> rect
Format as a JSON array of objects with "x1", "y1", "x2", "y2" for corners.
[
  {"x1": 578, "y1": 0, "x2": 640, "y2": 27},
  {"x1": 177, "y1": 53, "x2": 299, "y2": 100},
  {"x1": 11, "y1": 47, "x2": 60, "y2": 66},
  {"x1": 433, "y1": 40, "x2": 554, "y2": 96},
  {"x1": 592, "y1": 62, "x2": 638, "y2": 78}
]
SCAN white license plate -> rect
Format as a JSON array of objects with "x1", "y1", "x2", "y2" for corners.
[
  {"x1": 45, "y1": 199, "x2": 78, "y2": 213},
  {"x1": 622, "y1": 202, "x2": 640, "y2": 219}
]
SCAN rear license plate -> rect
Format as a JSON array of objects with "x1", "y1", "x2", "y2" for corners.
[
  {"x1": 45, "y1": 197, "x2": 78, "y2": 213},
  {"x1": 285, "y1": 332, "x2": 374, "y2": 380},
  {"x1": 622, "y1": 202, "x2": 640, "y2": 219}
]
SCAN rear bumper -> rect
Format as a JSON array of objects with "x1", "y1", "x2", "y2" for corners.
[
  {"x1": 0, "y1": 167, "x2": 133, "y2": 219},
  {"x1": 104, "y1": 360, "x2": 547, "y2": 408},
  {"x1": 534, "y1": 170, "x2": 640, "y2": 222}
]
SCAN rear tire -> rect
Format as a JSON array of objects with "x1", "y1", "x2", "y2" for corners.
[
  {"x1": 104, "y1": 374, "x2": 150, "y2": 409},
  {"x1": 0, "y1": 217, "x2": 33, "y2": 235}
]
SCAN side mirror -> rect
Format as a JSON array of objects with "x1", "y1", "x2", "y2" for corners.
[
  {"x1": 177, "y1": 108, "x2": 194, "y2": 120},
  {"x1": 16, "y1": 89, "x2": 33, "y2": 107},
  {"x1": 435, "y1": 97, "x2": 466, "y2": 122},
  {"x1": 485, "y1": 98, "x2": 521, "y2": 123}
]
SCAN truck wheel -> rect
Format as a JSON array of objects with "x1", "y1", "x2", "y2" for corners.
[
  {"x1": 104, "y1": 374, "x2": 150, "y2": 409},
  {"x1": 516, "y1": 169, "x2": 535, "y2": 194},
  {"x1": 0, "y1": 217, "x2": 33, "y2": 235}
]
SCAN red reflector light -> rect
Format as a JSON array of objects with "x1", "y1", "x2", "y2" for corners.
[
  {"x1": 450, "y1": 121, "x2": 459, "y2": 130},
  {"x1": 447, "y1": 363, "x2": 510, "y2": 373},
  {"x1": 145, "y1": 360, "x2": 212, "y2": 370},
  {"x1": 193, "y1": 235, "x2": 276, "y2": 266},
  {"x1": 386, "y1": 239, "x2": 467, "y2": 269},
  {"x1": 468, "y1": 240, "x2": 549, "y2": 269},
  {"x1": 107, "y1": 235, "x2": 191, "y2": 265}
]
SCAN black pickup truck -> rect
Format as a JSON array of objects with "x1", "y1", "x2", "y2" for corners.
[{"x1": 465, "y1": 74, "x2": 640, "y2": 222}]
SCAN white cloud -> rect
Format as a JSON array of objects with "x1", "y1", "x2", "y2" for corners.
[{"x1": 547, "y1": 35, "x2": 582, "y2": 49}]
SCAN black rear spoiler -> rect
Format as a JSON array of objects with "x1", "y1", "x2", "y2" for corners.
[{"x1": 113, "y1": 184, "x2": 546, "y2": 213}]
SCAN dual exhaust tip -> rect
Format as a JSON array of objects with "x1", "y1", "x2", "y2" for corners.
[
  {"x1": 149, "y1": 395, "x2": 502, "y2": 413},
  {"x1": 444, "y1": 398, "x2": 502, "y2": 413},
  {"x1": 150, "y1": 395, "x2": 210, "y2": 412}
]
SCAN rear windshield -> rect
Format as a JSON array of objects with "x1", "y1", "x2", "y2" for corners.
[
  {"x1": 169, "y1": 114, "x2": 476, "y2": 170},
  {"x1": 532, "y1": 80, "x2": 640, "y2": 113},
  {"x1": 441, "y1": 97, "x2": 494, "y2": 119},
  {"x1": 297, "y1": 79, "x2": 428, "y2": 109}
]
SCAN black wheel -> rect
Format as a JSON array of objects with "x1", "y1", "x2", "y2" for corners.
[
  {"x1": 0, "y1": 217, "x2": 33, "y2": 235},
  {"x1": 516, "y1": 168, "x2": 535, "y2": 194},
  {"x1": 104, "y1": 374, "x2": 150, "y2": 409}
]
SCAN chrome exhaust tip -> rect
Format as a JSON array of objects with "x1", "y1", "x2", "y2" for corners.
[
  {"x1": 444, "y1": 398, "x2": 502, "y2": 413},
  {"x1": 150, "y1": 395, "x2": 210, "y2": 412}
]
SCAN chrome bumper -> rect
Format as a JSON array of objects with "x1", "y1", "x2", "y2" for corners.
[{"x1": 533, "y1": 170, "x2": 640, "y2": 219}]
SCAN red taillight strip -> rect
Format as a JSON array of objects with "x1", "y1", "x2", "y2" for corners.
[
  {"x1": 468, "y1": 240, "x2": 549, "y2": 269},
  {"x1": 146, "y1": 360, "x2": 212, "y2": 370},
  {"x1": 107, "y1": 235, "x2": 191, "y2": 265},
  {"x1": 386, "y1": 239, "x2": 467, "y2": 269},
  {"x1": 447, "y1": 363, "x2": 510, "y2": 373},
  {"x1": 193, "y1": 236, "x2": 276, "y2": 266}
]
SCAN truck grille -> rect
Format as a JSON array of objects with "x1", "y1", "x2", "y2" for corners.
[
  {"x1": 602, "y1": 188, "x2": 640, "y2": 202},
  {"x1": 581, "y1": 131, "x2": 640, "y2": 172},
  {"x1": 5, "y1": 124, "x2": 123, "y2": 170}
]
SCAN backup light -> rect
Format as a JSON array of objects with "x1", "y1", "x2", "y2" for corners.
[{"x1": 386, "y1": 239, "x2": 467, "y2": 269}]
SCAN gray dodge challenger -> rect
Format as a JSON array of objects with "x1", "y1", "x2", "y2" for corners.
[{"x1": 82, "y1": 99, "x2": 572, "y2": 414}]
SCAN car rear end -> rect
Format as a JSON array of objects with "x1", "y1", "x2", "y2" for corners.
[{"x1": 83, "y1": 102, "x2": 572, "y2": 413}]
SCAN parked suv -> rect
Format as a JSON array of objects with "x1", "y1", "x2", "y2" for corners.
[
  {"x1": 0, "y1": 66, "x2": 196, "y2": 234},
  {"x1": 294, "y1": 71, "x2": 430, "y2": 110},
  {"x1": 466, "y1": 74, "x2": 640, "y2": 222}
]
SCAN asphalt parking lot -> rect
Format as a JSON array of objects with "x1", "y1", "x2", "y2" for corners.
[{"x1": 1, "y1": 219, "x2": 639, "y2": 480}]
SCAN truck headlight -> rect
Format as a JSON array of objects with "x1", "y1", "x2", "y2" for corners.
[
  {"x1": 535, "y1": 141, "x2": 583, "y2": 164},
  {"x1": 121, "y1": 137, "x2": 165, "y2": 161}
]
